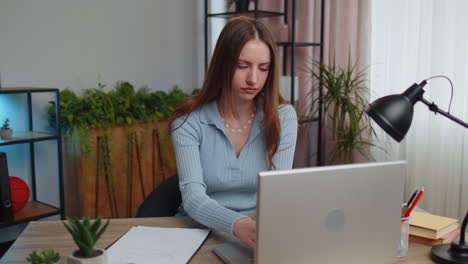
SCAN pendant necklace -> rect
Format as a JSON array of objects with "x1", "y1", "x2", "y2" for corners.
[{"x1": 223, "y1": 112, "x2": 255, "y2": 133}]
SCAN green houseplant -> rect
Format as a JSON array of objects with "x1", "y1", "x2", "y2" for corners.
[
  {"x1": 63, "y1": 215, "x2": 110, "y2": 263},
  {"x1": 26, "y1": 249, "x2": 60, "y2": 264},
  {"x1": 48, "y1": 81, "x2": 189, "y2": 155},
  {"x1": 0, "y1": 118, "x2": 13, "y2": 140},
  {"x1": 48, "y1": 81, "x2": 189, "y2": 219},
  {"x1": 308, "y1": 57, "x2": 379, "y2": 164}
]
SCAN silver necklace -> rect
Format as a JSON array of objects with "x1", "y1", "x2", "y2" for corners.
[{"x1": 223, "y1": 113, "x2": 255, "y2": 133}]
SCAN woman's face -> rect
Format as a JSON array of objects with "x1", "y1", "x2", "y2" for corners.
[{"x1": 231, "y1": 39, "x2": 271, "y2": 104}]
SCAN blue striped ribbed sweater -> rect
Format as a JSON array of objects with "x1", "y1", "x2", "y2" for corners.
[{"x1": 171, "y1": 100, "x2": 297, "y2": 234}]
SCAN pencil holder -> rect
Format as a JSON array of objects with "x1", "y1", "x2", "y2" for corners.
[{"x1": 398, "y1": 216, "x2": 411, "y2": 258}]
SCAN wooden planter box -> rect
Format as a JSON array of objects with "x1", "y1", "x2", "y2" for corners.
[{"x1": 63, "y1": 120, "x2": 177, "y2": 218}]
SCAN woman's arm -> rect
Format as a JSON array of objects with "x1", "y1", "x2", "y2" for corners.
[
  {"x1": 171, "y1": 116, "x2": 249, "y2": 235},
  {"x1": 272, "y1": 104, "x2": 298, "y2": 170}
]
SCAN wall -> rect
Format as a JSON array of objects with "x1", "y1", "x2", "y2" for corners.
[
  {"x1": 0, "y1": 0, "x2": 203, "y2": 242},
  {"x1": 0, "y1": 0, "x2": 203, "y2": 92}
]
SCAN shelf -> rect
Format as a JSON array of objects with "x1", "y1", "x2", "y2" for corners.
[
  {"x1": 207, "y1": 10, "x2": 284, "y2": 18},
  {"x1": 0, "y1": 87, "x2": 64, "y2": 232},
  {"x1": 277, "y1": 42, "x2": 321, "y2": 47},
  {"x1": 0, "y1": 131, "x2": 59, "y2": 146},
  {"x1": 0, "y1": 87, "x2": 58, "y2": 94},
  {"x1": 0, "y1": 201, "x2": 61, "y2": 227}
]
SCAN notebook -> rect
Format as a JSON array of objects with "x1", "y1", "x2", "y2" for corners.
[
  {"x1": 107, "y1": 226, "x2": 210, "y2": 264},
  {"x1": 213, "y1": 161, "x2": 406, "y2": 264}
]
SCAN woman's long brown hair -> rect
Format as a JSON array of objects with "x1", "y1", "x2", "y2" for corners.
[{"x1": 169, "y1": 16, "x2": 286, "y2": 168}]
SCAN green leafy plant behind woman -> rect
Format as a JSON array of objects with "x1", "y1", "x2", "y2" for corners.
[
  {"x1": 307, "y1": 57, "x2": 380, "y2": 164},
  {"x1": 48, "y1": 81, "x2": 190, "y2": 154}
]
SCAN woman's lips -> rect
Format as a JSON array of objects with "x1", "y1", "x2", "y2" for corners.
[{"x1": 241, "y1": 88, "x2": 258, "y2": 94}]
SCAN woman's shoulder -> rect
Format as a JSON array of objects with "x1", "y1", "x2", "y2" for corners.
[
  {"x1": 278, "y1": 103, "x2": 297, "y2": 119},
  {"x1": 172, "y1": 102, "x2": 214, "y2": 129},
  {"x1": 171, "y1": 106, "x2": 201, "y2": 130}
]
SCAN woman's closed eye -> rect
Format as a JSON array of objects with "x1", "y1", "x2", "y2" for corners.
[{"x1": 237, "y1": 63, "x2": 269, "y2": 72}]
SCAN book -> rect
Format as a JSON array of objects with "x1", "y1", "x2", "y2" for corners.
[
  {"x1": 409, "y1": 211, "x2": 459, "y2": 239},
  {"x1": 409, "y1": 228, "x2": 460, "y2": 246}
]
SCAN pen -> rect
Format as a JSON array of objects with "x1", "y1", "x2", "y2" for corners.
[
  {"x1": 403, "y1": 187, "x2": 425, "y2": 217},
  {"x1": 401, "y1": 189, "x2": 419, "y2": 217},
  {"x1": 401, "y1": 207, "x2": 408, "y2": 218},
  {"x1": 406, "y1": 189, "x2": 419, "y2": 207}
]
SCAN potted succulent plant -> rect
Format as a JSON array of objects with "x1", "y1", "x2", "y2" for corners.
[
  {"x1": 26, "y1": 249, "x2": 60, "y2": 264},
  {"x1": 0, "y1": 118, "x2": 13, "y2": 140},
  {"x1": 63, "y1": 215, "x2": 110, "y2": 264}
]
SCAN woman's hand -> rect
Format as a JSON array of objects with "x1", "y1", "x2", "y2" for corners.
[{"x1": 233, "y1": 217, "x2": 256, "y2": 248}]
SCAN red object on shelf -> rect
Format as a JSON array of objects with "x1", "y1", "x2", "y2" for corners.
[{"x1": 9, "y1": 176, "x2": 30, "y2": 212}]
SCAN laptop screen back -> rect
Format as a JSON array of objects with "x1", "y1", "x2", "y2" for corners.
[{"x1": 255, "y1": 161, "x2": 406, "y2": 264}]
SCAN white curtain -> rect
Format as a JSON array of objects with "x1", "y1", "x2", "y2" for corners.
[{"x1": 370, "y1": 0, "x2": 468, "y2": 220}]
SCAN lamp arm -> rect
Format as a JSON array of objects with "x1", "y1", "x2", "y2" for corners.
[
  {"x1": 460, "y1": 211, "x2": 467, "y2": 245},
  {"x1": 419, "y1": 98, "x2": 468, "y2": 128},
  {"x1": 431, "y1": 210, "x2": 468, "y2": 263}
]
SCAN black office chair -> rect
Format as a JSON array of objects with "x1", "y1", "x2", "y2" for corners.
[{"x1": 135, "y1": 174, "x2": 182, "y2": 217}]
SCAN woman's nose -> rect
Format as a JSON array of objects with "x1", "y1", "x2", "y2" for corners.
[{"x1": 246, "y1": 69, "x2": 258, "y2": 86}]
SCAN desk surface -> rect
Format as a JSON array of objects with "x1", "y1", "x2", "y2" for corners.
[{"x1": 1, "y1": 216, "x2": 433, "y2": 263}]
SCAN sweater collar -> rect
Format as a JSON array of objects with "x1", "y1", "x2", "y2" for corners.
[{"x1": 199, "y1": 101, "x2": 223, "y2": 129}]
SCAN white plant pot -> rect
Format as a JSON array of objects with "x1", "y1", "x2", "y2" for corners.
[
  {"x1": 67, "y1": 248, "x2": 107, "y2": 264},
  {"x1": 0, "y1": 129, "x2": 12, "y2": 140}
]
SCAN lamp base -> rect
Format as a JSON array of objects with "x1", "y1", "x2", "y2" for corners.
[{"x1": 431, "y1": 240, "x2": 468, "y2": 264}]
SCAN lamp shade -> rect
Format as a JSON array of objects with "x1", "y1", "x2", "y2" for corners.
[{"x1": 365, "y1": 94, "x2": 414, "y2": 142}]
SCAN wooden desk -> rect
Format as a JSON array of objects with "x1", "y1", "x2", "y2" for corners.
[{"x1": 1, "y1": 216, "x2": 433, "y2": 263}]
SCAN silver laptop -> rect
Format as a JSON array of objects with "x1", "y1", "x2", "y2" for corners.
[{"x1": 213, "y1": 161, "x2": 406, "y2": 264}]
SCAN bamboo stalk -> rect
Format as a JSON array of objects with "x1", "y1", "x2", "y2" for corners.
[
  {"x1": 152, "y1": 129, "x2": 157, "y2": 187},
  {"x1": 133, "y1": 132, "x2": 146, "y2": 200},
  {"x1": 126, "y1": 133, "x2": 133, "y2": 217},
  {"x1": 102, "y1": 135, "x2": 118, "y2": 217},
  {"x1": 95, "y1": 136, "x2": 101, "y2": 218},
  {"x1": 154, "y1": 128, "x2": 166, "y2": 182}
]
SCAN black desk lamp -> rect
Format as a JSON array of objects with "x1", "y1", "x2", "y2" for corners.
[{"x1": 365, "y1": 76, "x2": 468, "y2": 263}]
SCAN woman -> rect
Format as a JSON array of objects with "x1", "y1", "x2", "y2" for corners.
[{"x1": 169, "y1": 16, "x2": 298, "y2": 248}]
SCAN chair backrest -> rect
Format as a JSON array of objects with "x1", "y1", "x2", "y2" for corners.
[{"x1": 135, "y1": 174, "x2": 182, "y2": 217}]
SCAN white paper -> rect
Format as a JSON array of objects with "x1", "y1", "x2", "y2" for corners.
[{"x1": 107, "y1": 226, "x2": 210, "y2": 264}]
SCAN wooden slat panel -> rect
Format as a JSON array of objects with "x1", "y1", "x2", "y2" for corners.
[{"x1": 63, "y1": 120, "x2": 177, "y2": 219}]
